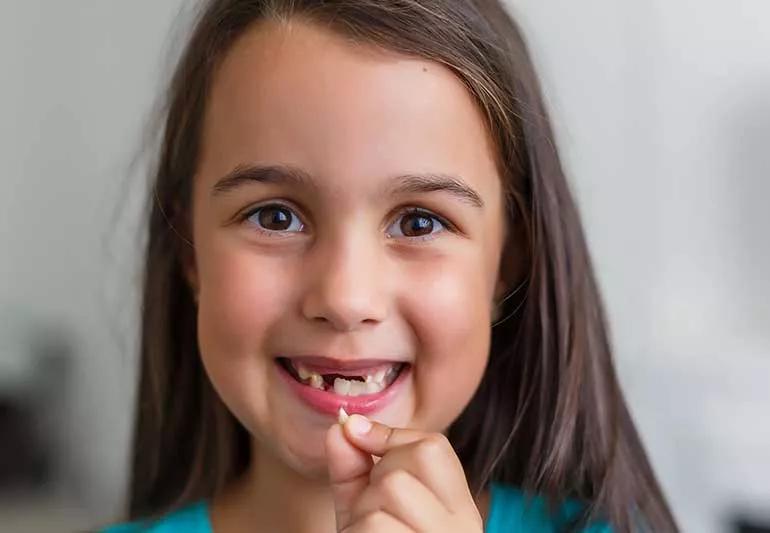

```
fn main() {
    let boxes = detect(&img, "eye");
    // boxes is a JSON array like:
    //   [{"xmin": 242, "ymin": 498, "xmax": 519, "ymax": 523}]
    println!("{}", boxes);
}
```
[
  {"xmin": 244, "ymin": 204, "xmax": 304, "ymax": 234},
  {"xmin": 386, "ymin": 208, "xmax": 449, "ymax": 241}
]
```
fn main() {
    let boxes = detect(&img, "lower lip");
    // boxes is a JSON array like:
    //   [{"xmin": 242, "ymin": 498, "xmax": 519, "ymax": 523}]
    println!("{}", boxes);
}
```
[{"xmin": 275, "ymin": 360, "xmax": 410, "ymax": 417}]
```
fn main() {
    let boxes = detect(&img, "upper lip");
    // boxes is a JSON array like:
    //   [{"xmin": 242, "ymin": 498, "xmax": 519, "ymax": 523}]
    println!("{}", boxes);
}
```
[{"xmin": 278, "ymin": 355, "xmax": 408, "ymax": 371}]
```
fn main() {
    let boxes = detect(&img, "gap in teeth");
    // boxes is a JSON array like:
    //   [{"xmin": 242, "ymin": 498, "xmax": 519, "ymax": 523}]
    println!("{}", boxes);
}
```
[{"xmin": 292, "ymin": 361, "xmax": 401, "ymax": 396}]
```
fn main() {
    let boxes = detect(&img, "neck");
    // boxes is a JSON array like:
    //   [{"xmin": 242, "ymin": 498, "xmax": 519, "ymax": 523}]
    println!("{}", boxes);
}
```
[{"xmin": 211, "ymin": 438, "xmax": 337, "ymax": 533}]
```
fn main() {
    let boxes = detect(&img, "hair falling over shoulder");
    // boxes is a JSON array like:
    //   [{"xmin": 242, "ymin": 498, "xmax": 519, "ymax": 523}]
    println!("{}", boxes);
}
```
[{"xmin": 130, "ymin": 1, "xmax": 678, "ymax": 531}]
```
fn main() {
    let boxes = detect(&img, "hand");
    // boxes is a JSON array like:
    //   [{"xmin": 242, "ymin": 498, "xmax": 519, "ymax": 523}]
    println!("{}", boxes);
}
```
[{"xmin": 325, "ymin": 413, "xmax": 484, "ymax": 533}]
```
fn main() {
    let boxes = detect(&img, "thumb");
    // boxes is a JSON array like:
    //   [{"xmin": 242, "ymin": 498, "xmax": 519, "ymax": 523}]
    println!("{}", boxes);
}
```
[
  {"xmin": 341, "ymin": 413, "xmax": 425, "ymax": 456},
  {"xmin": 325, "ymin": 421, "xmax": 373, "ymax": 531}
]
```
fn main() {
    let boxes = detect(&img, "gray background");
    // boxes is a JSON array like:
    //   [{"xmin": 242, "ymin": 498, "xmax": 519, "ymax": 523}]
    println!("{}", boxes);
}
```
[{"xmin": 0, "ymin": 1, "xmax": 767, "ymax": 531}]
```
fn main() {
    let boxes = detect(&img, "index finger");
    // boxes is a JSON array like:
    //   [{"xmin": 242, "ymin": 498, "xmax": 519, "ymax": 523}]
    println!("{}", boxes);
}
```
[
  {"xmin": 325, "ymin": 422, "xmax": 374, "ymax": 531},
  {"xmin": 340, "ymin": 414, "xmax": 472, "ymax": 510}
]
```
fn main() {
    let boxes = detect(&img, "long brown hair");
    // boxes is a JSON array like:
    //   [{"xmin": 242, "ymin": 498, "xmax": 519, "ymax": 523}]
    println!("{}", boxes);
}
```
[{"xmin": 130, "ymin": 1, "xmax": 678, "ymax": 531}]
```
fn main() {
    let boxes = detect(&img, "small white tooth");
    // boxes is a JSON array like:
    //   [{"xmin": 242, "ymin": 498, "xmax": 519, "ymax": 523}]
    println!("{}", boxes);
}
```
[
  {"xmin": 374, "ymin": 369, "xmax": 386, "ymax": 383},
  {"xmin": 334, "ymin": 377, "xmax": 351, "ymax": 395},
  {"xmin": 309, "ymin": 374, "xmax": 324, "ymax": 390},
  {"xmin": 297, "ymin": 364, "xmax": 312, "ymax": 380},
  {"xmin": 348, "ymin": 380, "xmax": 367, "ymax": 397},
  {"xmin": 365, "ymin": 381, "xmax": 383, "ymax": 394},
  {"xmin": 338, "ymin": 407, "xmax": 349, "ymax": 424},
  {"xmin": 365, "ymin": 374, "xmax": 373, "ymax": 383}
]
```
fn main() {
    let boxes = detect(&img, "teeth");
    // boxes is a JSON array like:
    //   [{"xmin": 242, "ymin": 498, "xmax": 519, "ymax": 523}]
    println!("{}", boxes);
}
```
[
  {"xmin": 308, "ymin": 374, "xmax": 324, "ymax": 390},
  {"xmin": 331, "ymin": 375, "xmax": 388, "ymax": 396},
  {"xmin": 291, "ymin": 360, "xmax": 405, "ymax": 396},
  {"xmin": 364, "ymin": 367, "xmax": 384, "ymax": 384},
  {"xmin": 333, "ymin": 377, "xmax": 351, "ymax": 395},
  {"xmin": 297, "ymin": 364, "xmax": 313, "ymax": 380},
  {"xmin": 293, "ymin": 362, "xmax": 325, "ymax": 389}
]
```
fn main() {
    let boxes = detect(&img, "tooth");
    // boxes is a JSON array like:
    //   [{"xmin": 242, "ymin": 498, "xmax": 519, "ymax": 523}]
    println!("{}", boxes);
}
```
[
  {"xmin": 297, "ymin": 364, "xmax": 312, "ymax": 380},
  {"xmin": 309, "ymin": 374, "xmax": 324, "ymax": 390},
  {"xmin": 334, "ymin": 377, "xmax": 351, "ymax": 395},
  {"xmin": 348, "ymin": 380, "xmax": 367, "ymax": 396},
  {"xmin": 338, "ymin": 407, "xmax": 349, "ymax": 424},
  {"xmin": 366, "ymin": 381, "xmax": 383, "ymax": 394},
  {"xmin": 365, "ymin": 374, "xmax": 373, "ymax": 383},
  {"xmin": 374, "ymin": 369, "xmax": 386, "ymax": 383}
]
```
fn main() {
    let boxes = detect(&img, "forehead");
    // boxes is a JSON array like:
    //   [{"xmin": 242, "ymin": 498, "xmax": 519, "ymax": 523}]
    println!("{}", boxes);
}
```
[{"xmin": 198, "ymin": 19, "xmax": 500, "ymax": 204}]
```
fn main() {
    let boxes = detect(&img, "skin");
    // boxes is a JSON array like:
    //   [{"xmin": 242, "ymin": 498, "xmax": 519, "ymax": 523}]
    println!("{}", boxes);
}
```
[{"xmin": 185, "ymin": 18, "xmax": 508, "ymax": 532}]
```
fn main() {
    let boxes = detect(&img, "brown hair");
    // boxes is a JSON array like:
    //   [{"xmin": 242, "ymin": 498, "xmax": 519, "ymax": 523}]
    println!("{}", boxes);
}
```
[{"xmin": 131, "ymin": 1, "xmax": 678, "ymax": 531}]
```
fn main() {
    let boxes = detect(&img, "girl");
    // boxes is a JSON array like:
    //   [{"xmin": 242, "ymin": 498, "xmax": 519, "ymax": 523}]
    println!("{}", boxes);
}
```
[{"xmin": 103, "ymin": 0, "xmax": 678, "ymax": 531}]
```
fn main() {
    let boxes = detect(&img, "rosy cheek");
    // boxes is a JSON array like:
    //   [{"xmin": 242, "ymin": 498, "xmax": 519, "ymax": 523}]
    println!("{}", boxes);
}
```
[
  {"xmin": 197, "ymin": 246, "xmax": 290, "ymax": 355},
  {"xmin": 403, "ymin": 260, "xmax": 491, "ymax": 400}
]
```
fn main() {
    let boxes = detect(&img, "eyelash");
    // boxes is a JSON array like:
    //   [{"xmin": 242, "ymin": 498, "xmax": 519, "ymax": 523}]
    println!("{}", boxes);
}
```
[{"xmin": 238, "ymin": 202, "xmax": 456, "ymax": 243}]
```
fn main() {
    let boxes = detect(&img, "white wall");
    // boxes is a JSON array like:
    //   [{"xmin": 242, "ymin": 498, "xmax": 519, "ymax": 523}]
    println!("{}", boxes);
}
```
[
  {"xmin": 0, "ymin": 0, "xmax": 187, "ymax": 522},
  {"xmin": 510, "ymin": 1, "xmax": 770, "ymax": 532},
  {"xmin": 0, "ymin": 1, "xmax": 767, "ymax": 531}
]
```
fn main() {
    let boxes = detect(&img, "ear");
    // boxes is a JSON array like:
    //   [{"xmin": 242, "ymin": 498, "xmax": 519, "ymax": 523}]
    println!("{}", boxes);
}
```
[
  {"xmin": 170, "ymin": 199, "xmax": 199, "ymax": 301},
  {"xmin": 491, "ymin": 278, "xmax": 506, "ymax": 323},
  {"xmin": 493, "ymin": 278, "xmax": 508, "ymax": 302},
  {"xmin": 181, "ymin": 245, "xmax": 200, "ymax": 302},
  {"xmin": 175, "ymin": 213, "xmax": 199, "ymax": 301},
  {"xmin": 493, "ymin": 217, "xmax": 529, "ymax": 305}
]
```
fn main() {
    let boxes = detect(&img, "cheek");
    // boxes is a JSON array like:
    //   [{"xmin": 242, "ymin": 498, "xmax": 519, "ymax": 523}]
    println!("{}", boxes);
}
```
[
  {"xmin": 402, "ymin": 257, "xmax": 493, "ymax": 429},
  {"xmin": 194, "ymin": 242, "xmax": 292, "ymax": 417},
  {"xmin": 193, "ymin": 236, "xmax": 314, "ymax": 439},
  {"xmin": 196, "ymin": 244, "xmax": 289, "ymax": 354}
]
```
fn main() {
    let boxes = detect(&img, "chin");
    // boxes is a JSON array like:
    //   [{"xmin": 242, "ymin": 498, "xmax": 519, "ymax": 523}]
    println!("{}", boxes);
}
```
[{"xmin": 264, "ymin": 423, "xmax": 336, "ymax": 481}]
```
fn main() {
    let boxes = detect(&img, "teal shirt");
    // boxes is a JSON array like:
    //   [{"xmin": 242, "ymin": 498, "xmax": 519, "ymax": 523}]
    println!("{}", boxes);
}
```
[{"xmin": 102, "ymin": 483, "xmax": 611, "ymax": 532}]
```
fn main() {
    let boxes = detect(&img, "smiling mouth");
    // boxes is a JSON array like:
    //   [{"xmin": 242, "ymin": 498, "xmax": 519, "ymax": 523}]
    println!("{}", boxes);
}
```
[{"xmin": 276, "ymin": 357, "xmax": 408, "ymax": 397}]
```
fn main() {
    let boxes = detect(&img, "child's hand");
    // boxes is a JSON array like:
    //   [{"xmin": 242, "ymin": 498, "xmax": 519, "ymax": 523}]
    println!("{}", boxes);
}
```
[{"xmin": 325, "ymin": 413, "xmax": 484, "ymax": 532}]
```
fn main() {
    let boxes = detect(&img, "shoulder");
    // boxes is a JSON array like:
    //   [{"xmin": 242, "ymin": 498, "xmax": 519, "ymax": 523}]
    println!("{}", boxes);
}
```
[
  {"xmin": 486, "ymin": 483, "xmax": 612, "ymax": 533},
  {"xmin": 99, "ymin": 501, "xmax": 211, "ymax": 533}
]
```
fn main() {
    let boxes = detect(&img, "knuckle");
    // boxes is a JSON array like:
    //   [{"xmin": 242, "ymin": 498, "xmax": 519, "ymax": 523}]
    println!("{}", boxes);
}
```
[
  {"xmin": 361, "ymin": 510, "xmax": 388, "ymax": 528},
  {"xmin": 379, "ymin": 469, "xmax": 411, "ymax": 494},
  {"xmin": 384, "ymin": 426, "xmax": 398, "ymax": 448},
  {"xmin": 418, "ymin": 433, "xmax": 448, "ymax": 459}
]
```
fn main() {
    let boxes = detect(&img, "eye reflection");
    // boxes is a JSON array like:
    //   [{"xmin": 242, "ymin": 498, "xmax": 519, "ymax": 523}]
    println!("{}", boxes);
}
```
[
  {"xmin": 246, "ymin": 205, "xmax": 304, "ymax": 233},
  {"xmin": 387, "ymin": 209, "xmax": 447, "ymax": 239},
  {"xmin": 243, "ymin": 204, "xmax": 449, "ymax": 240}
]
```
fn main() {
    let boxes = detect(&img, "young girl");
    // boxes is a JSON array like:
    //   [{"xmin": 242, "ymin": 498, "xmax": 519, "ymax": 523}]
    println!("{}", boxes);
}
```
[{"xmin": 103, "ymin": 0, "xmax": 677, "ymax": 531}]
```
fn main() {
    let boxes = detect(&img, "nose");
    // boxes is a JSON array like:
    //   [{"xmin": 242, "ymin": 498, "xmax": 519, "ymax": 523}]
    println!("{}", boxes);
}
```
[{"xmin": 300, "ymin": 230, "xmax": 388, "ymax": 332}]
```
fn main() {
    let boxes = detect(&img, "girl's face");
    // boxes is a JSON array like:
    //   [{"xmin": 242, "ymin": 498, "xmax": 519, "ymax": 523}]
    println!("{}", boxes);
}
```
[{"xmin": 188, "ymin": 20, "xmax": 507, "ymax": 478}]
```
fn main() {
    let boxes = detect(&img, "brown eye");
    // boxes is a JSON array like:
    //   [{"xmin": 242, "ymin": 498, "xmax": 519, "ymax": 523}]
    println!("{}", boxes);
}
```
[
  {"xmin": 246, "ymin": 204, "xmax": 304, "ymax": 233},
  {"xmin": 387, "ymin": 209, "xmax": 448, "ymax": 241},
  {"xmin": 400, "ymin": 213, "xmax": 434, "ymax": 236}
]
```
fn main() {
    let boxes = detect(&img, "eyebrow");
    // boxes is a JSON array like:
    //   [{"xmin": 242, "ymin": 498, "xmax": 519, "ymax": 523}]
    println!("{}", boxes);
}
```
[
  {"xmin": 212, "ymin": 164, "xmax": 315, "ymax": 195},
  {"xmin": 212, "ymin": 163, "xmax": 484, "ymax": 208},
  {"xmin": 389, "ymin": 172, "xmax": 484, "ymax": 208}
]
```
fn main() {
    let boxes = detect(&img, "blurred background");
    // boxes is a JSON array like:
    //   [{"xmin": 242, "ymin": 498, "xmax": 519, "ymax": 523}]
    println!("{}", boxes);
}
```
[{"xmin": 0, "ymin": 1, "xmax": 767, "ymax": 531}]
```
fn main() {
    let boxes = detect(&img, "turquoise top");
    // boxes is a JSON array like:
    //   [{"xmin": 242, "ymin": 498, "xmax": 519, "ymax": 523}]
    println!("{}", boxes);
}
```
[{"xmin": 102, "ymin": 482, "xmax": 611, "ymax": 532}]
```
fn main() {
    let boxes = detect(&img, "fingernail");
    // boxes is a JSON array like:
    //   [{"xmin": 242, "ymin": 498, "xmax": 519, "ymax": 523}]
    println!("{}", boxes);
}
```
[{"xmin": 346, "ymin": 414, "xmax": 372, "ymax": 436}]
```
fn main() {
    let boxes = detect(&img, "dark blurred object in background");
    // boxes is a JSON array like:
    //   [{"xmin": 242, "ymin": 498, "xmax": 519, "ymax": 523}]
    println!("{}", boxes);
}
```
[
  {"xmin": 0, "ymin": 396, "xmax": 48, "ymax": 490},
  {"xmin": 0, "ymin": 313, "xmax": 73, "ymax": 497},
  {"xmin": 734, "ymin": 519, "xmax": 770, "ymax": 533}
]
